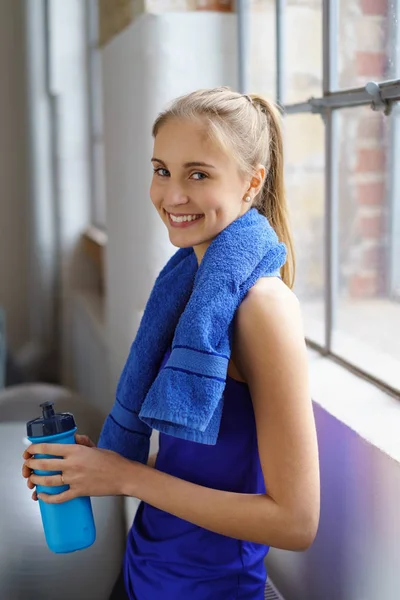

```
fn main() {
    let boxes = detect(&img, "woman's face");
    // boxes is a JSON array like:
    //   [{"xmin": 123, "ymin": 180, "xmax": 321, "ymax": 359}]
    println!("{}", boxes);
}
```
[{"xmin": 150, "ymin": 118, "xmax": 253, "ymax": 262}]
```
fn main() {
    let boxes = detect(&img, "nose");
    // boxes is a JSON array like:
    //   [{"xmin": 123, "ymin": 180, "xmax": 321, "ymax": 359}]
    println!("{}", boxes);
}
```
[{"xmin": 163, "ymin": 182, "xmax": 189, "ymax": 208}]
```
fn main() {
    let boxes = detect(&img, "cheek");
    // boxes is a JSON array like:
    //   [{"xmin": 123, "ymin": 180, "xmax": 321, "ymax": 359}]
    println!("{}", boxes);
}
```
[{"xmin": 149, "ymin": 181, "xmax": 160, "ymax": 208}]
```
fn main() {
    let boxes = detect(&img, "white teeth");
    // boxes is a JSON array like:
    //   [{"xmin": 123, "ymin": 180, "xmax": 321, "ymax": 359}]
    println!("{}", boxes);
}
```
[{"xmin": 169, "ymin": 213, "xmax": 201, "ymax": 223}]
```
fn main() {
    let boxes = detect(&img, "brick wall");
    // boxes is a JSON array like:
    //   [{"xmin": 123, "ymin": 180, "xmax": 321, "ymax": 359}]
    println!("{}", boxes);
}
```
[
  {"xmin": 339, "ymin": 0, "xmax": 389, "ymax": 298},
  {"xmin": 277, "ymin": 0, "xmax": 391, "ymax": 301}
]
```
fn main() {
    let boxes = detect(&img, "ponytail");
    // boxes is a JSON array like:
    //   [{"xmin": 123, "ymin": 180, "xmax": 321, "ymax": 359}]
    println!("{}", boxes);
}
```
[{"xmin": 249, "ymin": 95, "xmax": 295, "ymax": 289}]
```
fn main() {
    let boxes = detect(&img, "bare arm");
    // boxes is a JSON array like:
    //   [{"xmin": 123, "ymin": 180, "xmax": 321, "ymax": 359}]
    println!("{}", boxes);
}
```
[{"xmin": 122, "ymin": 280, "xmax": 320, "ymax": 550}]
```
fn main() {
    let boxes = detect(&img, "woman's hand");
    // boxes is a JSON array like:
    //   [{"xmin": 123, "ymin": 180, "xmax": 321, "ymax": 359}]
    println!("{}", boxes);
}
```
[
  {"xmin": 74, "ymin": 433, "xmax": 97, "ymax": 449},
  {"xmin": 22, "ymin": 436, "xmax": 133, "ymax": 504}
]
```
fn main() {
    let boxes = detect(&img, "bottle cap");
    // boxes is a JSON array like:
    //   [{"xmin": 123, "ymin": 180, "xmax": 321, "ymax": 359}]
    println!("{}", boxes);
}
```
[{"xmin": 26, "ymin": 401, "xmax": 76, "ymax": 438}]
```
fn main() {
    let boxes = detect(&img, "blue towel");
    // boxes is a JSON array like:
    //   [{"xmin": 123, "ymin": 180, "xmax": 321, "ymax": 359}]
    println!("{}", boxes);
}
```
[{"xmin": 98, "ymin": 208, "xmax": 287, "ymax": 462}]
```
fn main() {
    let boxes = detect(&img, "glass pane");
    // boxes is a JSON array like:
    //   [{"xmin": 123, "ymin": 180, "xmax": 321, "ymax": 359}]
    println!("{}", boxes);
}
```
[
  {"xmin": 336, "ymin": 0, "xmax": 399, "ymax": 90},
  {"xmin": 333, "ymin": 106, "xmax": 400, "ymax": 392},
  {"xmin": 249, "ymin": 0, "xmax": 276, "ymax": 99},
  {"xmin": 285, "ymin": 113, "xmax": 326, "ymax": 345},
  {"xmin": 284, "ymin": 0, "xmax": 323, "ymax": 104}
]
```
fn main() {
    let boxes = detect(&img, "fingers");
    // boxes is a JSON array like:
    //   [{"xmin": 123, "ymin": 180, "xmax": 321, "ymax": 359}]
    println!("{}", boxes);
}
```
[
  {"xmin": 37, "ymin": 490, "xmax": 73, "ymax": 504},
  {"xmin": 25, "ymin": 443, "xmax": 73, "ymax": 458},
  {"xmin": 24, "ymin": 458, "xmax": 64, "ymax": 472},
  {"xmin": 27, "ymin": 477, "xmax": 35, "ymax": 490},
  {"xmin": 30, "ymin": 473, "xmax": 65, "ymax": 488},
  {"xmin": 22, "ymin": 463, "xmax": 32, "ymax": 479},
  {"xmin": 32, "ymin": 490, "xmax": 38, "ymax": 501}
]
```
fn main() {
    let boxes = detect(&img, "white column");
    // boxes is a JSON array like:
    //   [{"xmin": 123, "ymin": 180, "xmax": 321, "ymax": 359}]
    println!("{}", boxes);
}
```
[{"xmin": 102, "ymin": 11, "xmax": 238, "ymax": 392}]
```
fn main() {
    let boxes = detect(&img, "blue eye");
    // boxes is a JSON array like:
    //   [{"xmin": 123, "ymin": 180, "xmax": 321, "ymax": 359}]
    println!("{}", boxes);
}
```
[
  {"xmin": 154, "ymin": 168, "xmax": 169, "ymax": 177},
  {"xmin": 191, "ymin": 172, "xmax": 207, "ymax": 180}
]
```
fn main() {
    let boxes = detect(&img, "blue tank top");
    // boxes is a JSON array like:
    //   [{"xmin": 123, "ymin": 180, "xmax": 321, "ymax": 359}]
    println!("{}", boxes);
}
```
[{"xmin": 123, "ymin": 347, "xmax": 269, "ymax": 599}]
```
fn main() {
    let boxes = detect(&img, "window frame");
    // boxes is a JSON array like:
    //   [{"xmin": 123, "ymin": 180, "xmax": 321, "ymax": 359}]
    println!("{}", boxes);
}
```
[
  {"xmin": 237, "ymin": 0, "xmax": 400, "ymax": 397},
  {"xmin": 86, "ymin": 0, "xmax": 106, "ymax": 229},
  {"xmin": 390, "ymin": 0, "xmax": 400, "ymax": 300}
]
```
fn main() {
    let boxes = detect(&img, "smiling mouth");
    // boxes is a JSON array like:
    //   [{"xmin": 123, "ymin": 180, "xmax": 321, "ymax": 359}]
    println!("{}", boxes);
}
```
[
  {"xmin": 165, "ymin": 211, "xmax": 204, "ymax": 227},
  {"xmin": 167, "ymin": 212, "xmax": 204, "ymax": 223}
]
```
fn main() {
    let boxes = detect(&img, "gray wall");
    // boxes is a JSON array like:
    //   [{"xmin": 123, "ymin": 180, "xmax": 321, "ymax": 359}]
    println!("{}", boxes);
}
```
[{"xmin": 0, "ymin": 0, "xmax": 29, "ymax": 353}]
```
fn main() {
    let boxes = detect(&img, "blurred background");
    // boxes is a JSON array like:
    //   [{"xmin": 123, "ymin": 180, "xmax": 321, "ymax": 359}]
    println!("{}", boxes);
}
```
[{"xmin": 0, "ymin": 1, "xmax": 399, "ymax": 599}]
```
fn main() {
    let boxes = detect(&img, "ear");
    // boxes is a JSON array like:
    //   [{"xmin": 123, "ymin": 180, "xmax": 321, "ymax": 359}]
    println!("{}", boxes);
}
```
[{"xmin": 246, "ymin": 164, "xmax": 265, "ymax": 197}]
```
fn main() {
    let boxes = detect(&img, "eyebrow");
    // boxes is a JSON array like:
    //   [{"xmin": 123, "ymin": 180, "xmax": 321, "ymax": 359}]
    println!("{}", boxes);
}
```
[{"xmin": 151, "ymin": 158, "xmax": 216, "ymax": 169}]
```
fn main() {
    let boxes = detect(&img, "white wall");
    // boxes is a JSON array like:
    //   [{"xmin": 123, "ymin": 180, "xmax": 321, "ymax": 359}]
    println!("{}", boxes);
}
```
[
  {"xmin": 0, "ymin": 0, "xmax": 29, "ymax": 353},
  {"xmin": 102, "ymin": 11, "xmax": 237, "ymax": 393}
]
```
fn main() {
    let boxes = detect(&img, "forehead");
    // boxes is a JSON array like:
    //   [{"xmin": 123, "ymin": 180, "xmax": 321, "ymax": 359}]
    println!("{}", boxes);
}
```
[{"xmin": 153, "ymin": 118, "xmax": 231, "ymax": 167}]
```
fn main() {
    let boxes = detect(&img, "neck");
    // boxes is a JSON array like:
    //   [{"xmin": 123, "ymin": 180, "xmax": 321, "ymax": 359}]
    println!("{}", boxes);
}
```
[{"xmin": 193, "ymin": 241, "xmax": 210, "ymax": 266}]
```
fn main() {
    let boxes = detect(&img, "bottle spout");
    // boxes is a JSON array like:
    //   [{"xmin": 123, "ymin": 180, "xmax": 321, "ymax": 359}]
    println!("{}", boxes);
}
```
[{"xmin": 40, "ymin": 401, "xmax": 56, "ymax": 419}]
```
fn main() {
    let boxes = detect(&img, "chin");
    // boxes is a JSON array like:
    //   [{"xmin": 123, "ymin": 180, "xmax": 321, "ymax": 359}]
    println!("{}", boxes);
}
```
[
  {"xmin": 167, "ymin": 231, "xmax": 194, "ymax": 248},
  {"xmin": 170, "ymin": 239, "xmax": 193, "ymax": 249},
  {"xmin": 168, "ymin": 231, "xmax": 211, "ymax": 250}
]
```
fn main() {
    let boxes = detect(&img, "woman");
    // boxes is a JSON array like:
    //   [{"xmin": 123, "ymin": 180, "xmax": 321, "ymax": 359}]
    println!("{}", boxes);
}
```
[{"xmin": 23, "ymin": 87, "xmax": 320, "ymax": 600}]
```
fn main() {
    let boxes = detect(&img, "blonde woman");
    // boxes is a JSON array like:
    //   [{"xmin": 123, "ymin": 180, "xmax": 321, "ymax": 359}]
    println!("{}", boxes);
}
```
[{"xmin": 24, "ymin": 87, "xmax": 320, "ymax": 600}]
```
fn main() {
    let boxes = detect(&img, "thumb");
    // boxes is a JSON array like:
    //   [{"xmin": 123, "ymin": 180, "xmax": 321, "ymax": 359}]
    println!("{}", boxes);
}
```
[{"xmin": 75, "ymin": 434, "xmax": 96, "ymax": 448}]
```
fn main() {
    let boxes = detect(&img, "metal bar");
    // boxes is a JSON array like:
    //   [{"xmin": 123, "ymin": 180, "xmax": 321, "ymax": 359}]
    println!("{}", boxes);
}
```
[
  {"xmin": 322, "ymin": 0, "xmax": 335, "ymax": 352},
  {"xmin": 284, "ymin": 101, "xmax": 318, "ymax": 114},
  {"xmin": 236, "ymin": 0, "xmax": 250, "ymax": 93},
  {"xmin": 276, "ymin": 0, "xmax": 285, "ymax": 106},
  {"xmin": 283, "ymin": 80, "xmax": 400, "ymax": 115},
  {"xmin": 389, "ymin": 0, "xmax": 400, "ymax": 299},
  {"xmin": 329, "ymin": 0, "xmax": 339, "ymax": 91},
  {"xmin": 388, "ymin": 107, "xmax": 400, "ymax": 299},
  {"xmin": 306, "ymin": 339, "xmax": 400, "ymax": 399},
  {"xmin": 323, "ymin": 108, "xmax": 334, "ymax": 353},
  {"xmin": 331, "ymin": 109, "xmax": 339, "ymax": 340},
  {"xmin": 322, "ymin": 0, "xmax": 331, "ymax": 93}
]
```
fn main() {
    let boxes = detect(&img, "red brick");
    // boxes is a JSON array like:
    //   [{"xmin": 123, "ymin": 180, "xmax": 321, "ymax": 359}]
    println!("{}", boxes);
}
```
[
  {"xmin": 361, "ymin": 0, "xmax": 388, "ymax": 15},
  {"xmin": 356, "ymin": 52, "xmax": 386, "ymax": 77},
  {"xmin": 357, "ymin": 115, "xmax": 384, "ymax": 141},
  {"xmin": 356, "ymin": 148, "xmax": 386, "ymax": 173},
  {"xmin": 195, "ymin": 0, "xmax": 234, "ymax": 10},
  {"xmin": 349, "ymin": 274, "xmax": 379, "ymax": 298},
  {"xmin": 357, "ymin": 182, "xmax": 386, "ymax": 206},
  {"xmin": 359, "ymin": 213, "xmax": 384, "ymax": 238},
  {"xmin": 362, "ymin": 246, "xmax": 384, "ymax": 270}
]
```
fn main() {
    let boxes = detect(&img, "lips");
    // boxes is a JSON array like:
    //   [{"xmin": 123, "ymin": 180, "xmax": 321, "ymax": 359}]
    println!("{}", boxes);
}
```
[{"xmin": 166, "ymin": 211, "xmax": 204, "ymax": 228}]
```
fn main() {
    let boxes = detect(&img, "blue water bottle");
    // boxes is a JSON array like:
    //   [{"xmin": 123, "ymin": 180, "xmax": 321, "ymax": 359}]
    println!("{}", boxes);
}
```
[{"xmin": 26, "ymin": 401, "xmax": 96, "ymax": 553}]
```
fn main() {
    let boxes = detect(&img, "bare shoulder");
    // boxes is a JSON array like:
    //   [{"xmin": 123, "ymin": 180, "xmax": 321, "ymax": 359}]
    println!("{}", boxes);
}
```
[
  {"xmin": 251, "ymin": 276, "xmax": 298, "ymax": 301},
  {"xmin": 238, "ymin": 276, "xmax": 302, "ymax": 329},
  {"xmin": 233, "ymin": 277, "xmax": 306, "ymax": 383}
]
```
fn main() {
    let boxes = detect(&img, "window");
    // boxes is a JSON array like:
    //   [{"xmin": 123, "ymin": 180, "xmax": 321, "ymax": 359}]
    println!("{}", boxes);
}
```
[
  {"xmin": 86, "ymin": 0, "xmax": 107, "ymax": 228},
  {"xmin": 242, "ymin": 0, "xmax": 400, "ymax": 395}
]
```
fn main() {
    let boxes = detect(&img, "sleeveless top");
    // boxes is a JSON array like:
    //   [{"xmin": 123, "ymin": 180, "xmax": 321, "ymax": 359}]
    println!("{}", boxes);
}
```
[{"xmin": 123, "ymin": 347, "xmax": 269, "ymax": 600}]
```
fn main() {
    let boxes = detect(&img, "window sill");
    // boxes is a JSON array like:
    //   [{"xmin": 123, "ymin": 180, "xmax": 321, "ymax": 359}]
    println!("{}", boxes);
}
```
[
  {"xmin": 302, "ymin": 298, "xmax": 400, "ymax": 394},
  {"xmin": 308, "ymin": 347, "xmax": 400, "ymax": 463}
]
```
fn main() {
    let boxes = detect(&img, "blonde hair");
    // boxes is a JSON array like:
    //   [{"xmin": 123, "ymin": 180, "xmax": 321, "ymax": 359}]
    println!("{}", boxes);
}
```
[{"xmin": 152, "ymin": 87, "xmax": 295, "ymax": 288}]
